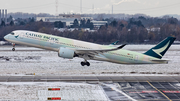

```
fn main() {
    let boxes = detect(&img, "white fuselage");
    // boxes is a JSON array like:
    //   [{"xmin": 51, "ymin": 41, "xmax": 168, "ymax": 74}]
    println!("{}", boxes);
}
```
[{"xmin": 4, "ymin": 30, "xmax": 167, "ymax": 64}]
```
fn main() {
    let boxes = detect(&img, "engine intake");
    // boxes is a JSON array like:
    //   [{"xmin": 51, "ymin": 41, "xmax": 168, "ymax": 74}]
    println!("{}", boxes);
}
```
[{"xmin": 58, "ymin": 47, "xmax": 75, "ymax": 59}]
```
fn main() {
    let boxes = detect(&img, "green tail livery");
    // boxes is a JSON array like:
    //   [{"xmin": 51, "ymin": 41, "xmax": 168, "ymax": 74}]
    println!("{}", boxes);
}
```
[{"xmin": 144, "ymin": 37, "xmax": 176, "ymax": 59}]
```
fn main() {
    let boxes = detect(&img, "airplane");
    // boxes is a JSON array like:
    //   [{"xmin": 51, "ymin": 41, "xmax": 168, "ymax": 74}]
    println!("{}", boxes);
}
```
[{"xmin": 4, "ymin": 30, "xmax": 176, "ymax": 66}]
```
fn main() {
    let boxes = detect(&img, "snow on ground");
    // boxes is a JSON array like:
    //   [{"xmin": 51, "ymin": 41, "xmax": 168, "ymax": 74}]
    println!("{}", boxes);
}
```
[
  {"xmin": 0, "ymin": 45, "xmax": 179, "ymax": 76},
  {"xmin": 0, "ymin": 45, "xmax": 179, "ymax": 100},
  {"xmin": 0, "ymin": 82, "xmax": 108, "ymax": 100}
]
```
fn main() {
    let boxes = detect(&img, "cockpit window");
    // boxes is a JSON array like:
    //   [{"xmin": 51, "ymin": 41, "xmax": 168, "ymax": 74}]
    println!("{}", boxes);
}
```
[{"xmin": 10, "ymin": 32, "xmax": 14, "ymax": 35}]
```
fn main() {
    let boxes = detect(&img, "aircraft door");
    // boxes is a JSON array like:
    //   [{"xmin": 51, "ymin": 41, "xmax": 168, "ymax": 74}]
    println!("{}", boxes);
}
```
[
  {"xmin": 19, "ymin": 32, "xmax": 24, "ymax": 39},
  {"xmin": 134, "ymin": 55, "xmax": 139, "ymax": 62}
]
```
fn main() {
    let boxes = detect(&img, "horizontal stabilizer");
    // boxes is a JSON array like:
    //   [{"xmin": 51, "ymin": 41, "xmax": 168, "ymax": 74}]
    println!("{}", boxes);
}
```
[{"xmin": 151, "ymin": 59, "xmax": 169, "ymax": 64}]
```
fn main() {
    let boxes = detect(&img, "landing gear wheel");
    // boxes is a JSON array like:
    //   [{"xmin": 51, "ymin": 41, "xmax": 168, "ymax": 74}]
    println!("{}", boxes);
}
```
[
  {"xmin": 81, "ymin": 62, "xmax": 85, "ymax": 66},
  {"xmin": 12, "ymin": 43, "xmax": 15, "ymax": 51},
  {"xmin": 80, "ymin": 61, "xmax": 90, "ymax": 66},
  {"xmin": 87, "ymin": 62, "xmax": 90, "ymax": 66},
  {"xmin": 12, "ymin": 48, "xmax": 15, "ymax": 51}
]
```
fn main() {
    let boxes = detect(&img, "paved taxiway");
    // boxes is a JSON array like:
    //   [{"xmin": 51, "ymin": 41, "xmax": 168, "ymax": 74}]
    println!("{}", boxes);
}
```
[
  {"xmin": 1, "ymin": 76, "xmax": 180, "ymax": 100},
  {"xmin": 0, "ymin": 76, "xmax": 180, "ymax": 82}
]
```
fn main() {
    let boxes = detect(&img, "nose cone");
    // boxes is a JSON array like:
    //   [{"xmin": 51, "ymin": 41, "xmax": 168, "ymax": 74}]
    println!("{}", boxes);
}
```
[{"xmin": 4, "ymin": 35, "xmax": 8, "ymax": 40}]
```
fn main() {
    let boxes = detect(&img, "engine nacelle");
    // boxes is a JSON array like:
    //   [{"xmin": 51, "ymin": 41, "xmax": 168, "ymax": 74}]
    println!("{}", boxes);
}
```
[{"xmin": 58, "ymin": 47, "xmax": 75, "ymax": 59}]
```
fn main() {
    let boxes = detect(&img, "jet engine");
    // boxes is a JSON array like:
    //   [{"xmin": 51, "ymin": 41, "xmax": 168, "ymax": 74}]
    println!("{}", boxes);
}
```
[{"xmin": 58, "ymin": 47, "xmax": 75, "ymax": 59}]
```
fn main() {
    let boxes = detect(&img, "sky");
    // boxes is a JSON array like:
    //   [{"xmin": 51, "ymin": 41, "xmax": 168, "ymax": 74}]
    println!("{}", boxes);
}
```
[{"xmin": 1, "ymin": 0, "xmax": 180, "ymax": 17}]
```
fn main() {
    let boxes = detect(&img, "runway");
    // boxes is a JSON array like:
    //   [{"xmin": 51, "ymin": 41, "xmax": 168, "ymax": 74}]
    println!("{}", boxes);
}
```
[{"xmin": 0, "ymin": 75, "xmax": 180, "ymax": 82}]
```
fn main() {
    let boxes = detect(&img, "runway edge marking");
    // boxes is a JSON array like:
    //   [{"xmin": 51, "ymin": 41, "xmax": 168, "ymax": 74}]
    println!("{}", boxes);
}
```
[{"xmin": 146, "ymin": 81, "xmax": 172, "ymax": 101}]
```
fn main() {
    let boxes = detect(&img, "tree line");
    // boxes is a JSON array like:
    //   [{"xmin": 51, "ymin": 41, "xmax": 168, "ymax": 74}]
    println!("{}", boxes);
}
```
[{"xmin": 0, "ymin": 16, "xmax": 180, "ymax": 44}]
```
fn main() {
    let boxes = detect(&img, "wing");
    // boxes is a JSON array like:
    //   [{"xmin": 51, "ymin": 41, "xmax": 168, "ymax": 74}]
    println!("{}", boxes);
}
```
[{"xmin": 72, "ymin": 44, "xmax": 126, "ymax": 56}]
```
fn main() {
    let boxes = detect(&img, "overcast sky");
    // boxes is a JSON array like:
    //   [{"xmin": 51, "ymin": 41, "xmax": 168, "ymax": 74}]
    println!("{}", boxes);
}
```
[{"xmin": 1, "ymin": 0, "xmax": 180, "ymax": 17}]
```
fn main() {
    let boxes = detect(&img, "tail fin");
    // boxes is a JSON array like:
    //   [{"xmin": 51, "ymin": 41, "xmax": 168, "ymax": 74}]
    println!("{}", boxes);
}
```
[{"xmin": 144, "ymin": 37, "xmax": 176, "ymax": 59}]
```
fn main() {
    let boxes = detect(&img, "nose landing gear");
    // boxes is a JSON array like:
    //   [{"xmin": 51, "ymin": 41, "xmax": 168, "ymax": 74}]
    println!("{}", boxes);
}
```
[{"xmin": 12, "ymin": 43, "xmax": 15, "ymax": 51}]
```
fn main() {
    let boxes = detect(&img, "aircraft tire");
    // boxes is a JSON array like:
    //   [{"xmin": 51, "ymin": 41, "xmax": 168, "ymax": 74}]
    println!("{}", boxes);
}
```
[
  {"xmin": 87, "ymin": 62, "xmax": 90, "ymax": 66},
  {"xmin": 81, "ymin": 62, "xmax": 85, "ymax": 66},
  {"xmin": 12, "ymin": 48, "xmax": 15, "ymax": 51}
]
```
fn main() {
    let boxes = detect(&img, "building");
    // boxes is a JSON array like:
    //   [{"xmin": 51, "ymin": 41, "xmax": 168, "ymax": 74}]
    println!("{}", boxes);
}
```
[
  {"xmin": 36, "ymin": 16, "xmax": 76, "ymax": 26},
  {"xmin": 0, "ymin": 9, "xmax": 8, "ymax": 25},
  {"xmin": 81, "ymin": 17, "xmax": 93, "ymax": 21},
  {"xmin": 36, "ymin": 14, "xmax": 107, "ymax": 28},
  {"xmin": 91, "ymin": 21, "xmax": 107, "ymax": 28},
  {"xmin": 59, "ymin": 14, "xmax": 81, "ymax": 19},
  {"xmin": 146, "ymin": 27, "xmax": 160, "ymax": 33},
  {"xmin": 36, "ymin": 14, "xmax": 81, "ymax": 26}
]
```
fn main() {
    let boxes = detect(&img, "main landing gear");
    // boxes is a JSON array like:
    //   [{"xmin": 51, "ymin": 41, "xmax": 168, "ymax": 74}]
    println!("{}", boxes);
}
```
[
  {"xmin": 81, "ymin": 60, "xmax": 90, "ymax": 66},
  {"xmin": 12, "ymin": 43, "xmax": 15, "ymax": 51}
]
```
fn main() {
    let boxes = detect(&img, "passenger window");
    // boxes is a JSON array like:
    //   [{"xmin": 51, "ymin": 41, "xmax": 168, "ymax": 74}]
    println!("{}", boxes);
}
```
[{"xmin": 10, "ymin": 32, "xmax": 14, "ymax": 35}]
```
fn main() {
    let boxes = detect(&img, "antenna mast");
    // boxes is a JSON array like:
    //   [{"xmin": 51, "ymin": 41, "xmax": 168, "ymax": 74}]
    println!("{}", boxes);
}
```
[
  {"xmin": 56, "ymin": 0, "xmax": 58, "ymax": 16},
  {"xmin": 93, "ymin": 4, "xmax": 94, "ymax": 14},
  {"xmin": 112, "ymin": 5, "xmax": 113, "ymax": 14}
]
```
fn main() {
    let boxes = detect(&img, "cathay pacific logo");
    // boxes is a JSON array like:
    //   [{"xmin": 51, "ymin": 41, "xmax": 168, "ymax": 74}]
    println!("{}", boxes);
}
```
[
  {"xmin": 15, "ymin": 35, "xmax": 19, "ymax": 38},
  {"xmin": 152, "ymin": 41, "xmax": 170, "ymax": 57}
]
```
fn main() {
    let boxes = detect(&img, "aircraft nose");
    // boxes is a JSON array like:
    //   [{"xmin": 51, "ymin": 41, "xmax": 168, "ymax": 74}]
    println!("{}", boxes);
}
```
[{"xmin": 4, "ymin": 35, "xmax": 8, "ymax": 40}]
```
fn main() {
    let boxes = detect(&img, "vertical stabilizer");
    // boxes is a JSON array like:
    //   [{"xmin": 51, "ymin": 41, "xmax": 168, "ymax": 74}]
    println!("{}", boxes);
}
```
[{"xmin": 144, "ymin": 37, "xmax": 176, "ymax": 59}]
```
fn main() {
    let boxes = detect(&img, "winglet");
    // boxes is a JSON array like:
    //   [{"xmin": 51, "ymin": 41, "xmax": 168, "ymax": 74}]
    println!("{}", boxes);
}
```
[
  {"xmin": 110, "ymin": 40, "xmax": 119, "ymax": 45},
  {"xmin": 117, "ymin": 44, "xmax": 126, "ymax": 49}
]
